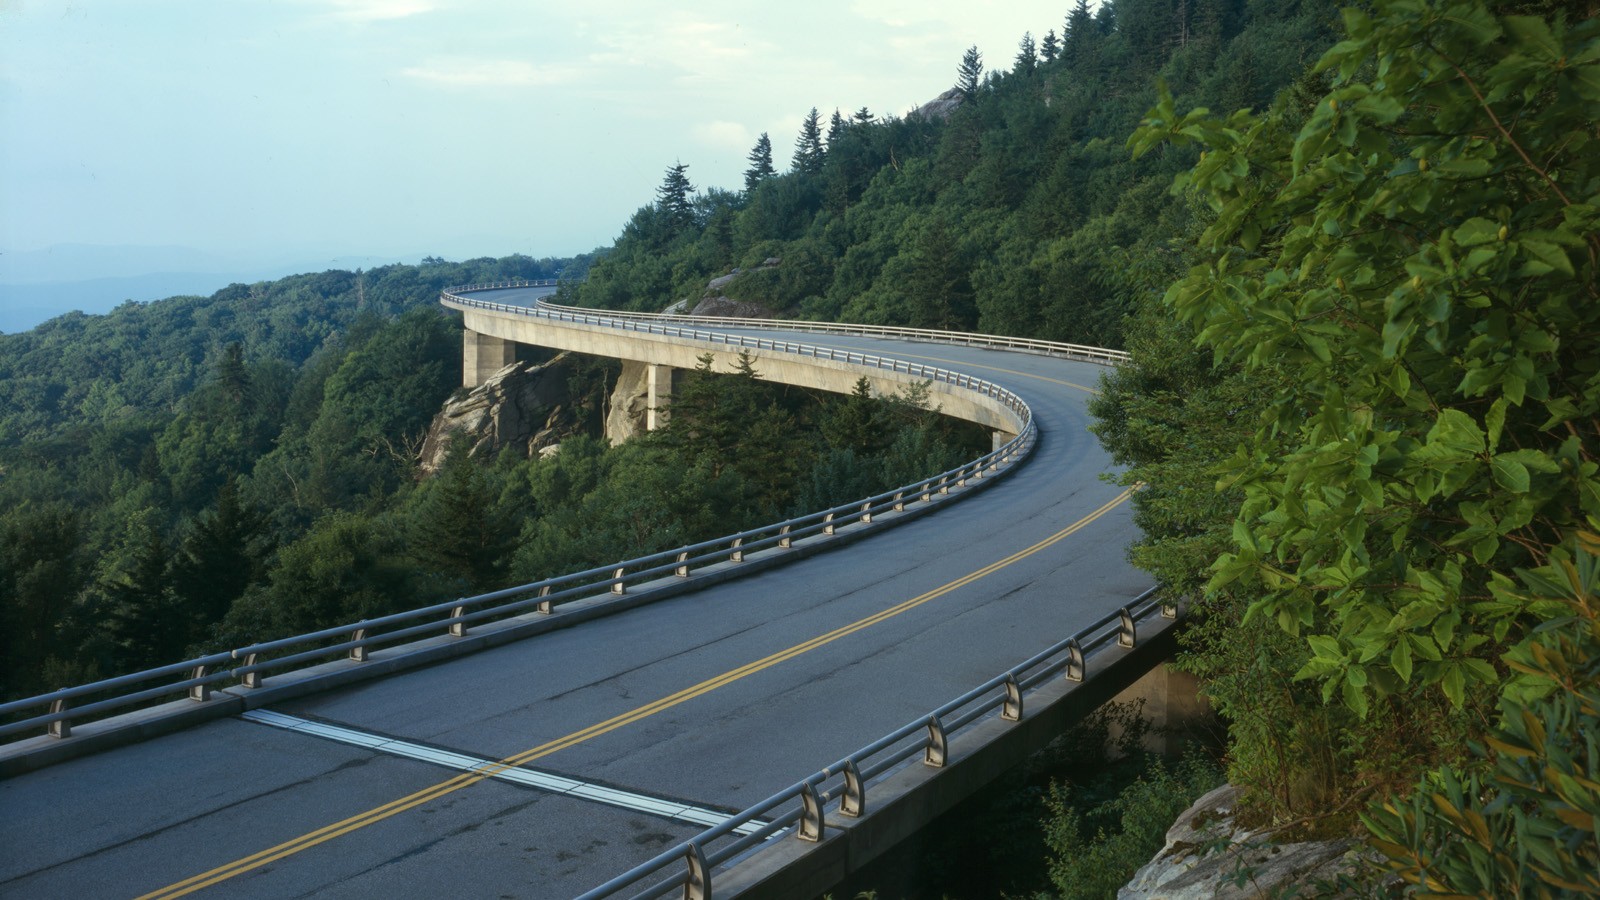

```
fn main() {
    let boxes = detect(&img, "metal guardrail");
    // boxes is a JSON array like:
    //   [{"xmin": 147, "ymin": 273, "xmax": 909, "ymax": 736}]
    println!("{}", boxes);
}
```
[
  {"xmin": 577, "ymin": 589, "xmax": 1174, "ymax": 900},
  {"xmin": 0, "ymin": 285, "xmax": 1089, "ymax": 745},
  {"xmin": 441, "ymin": 280, "xmax": 1130, "ymax": 366}
]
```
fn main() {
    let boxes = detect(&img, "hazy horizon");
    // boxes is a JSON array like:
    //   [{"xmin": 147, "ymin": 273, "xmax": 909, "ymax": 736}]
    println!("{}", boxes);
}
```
[{"xmin": 2, "ymin": 0, "xmax": 1073, "ymax": 276}]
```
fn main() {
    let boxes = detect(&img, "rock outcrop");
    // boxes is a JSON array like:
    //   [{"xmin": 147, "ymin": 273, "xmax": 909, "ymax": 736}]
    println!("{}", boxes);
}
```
[
  {"xmin": 911, "ymin": 87, "xmax": 966, "ymax": 121},
  {"xmin": 688, "ymin": 296, "xmax": 775, "ymax": 318},
  {"xmin": 686, "ymin": 258, "xmax": 782, "ymax": 318},
  {"xmin": 604, "ymin": 359, "xmax": 654, "ymax": 446},
  {"xmin": 1119, "ymin": 785, "xmax": 1383, "ymax": 899},
  {"xmin": 418, "ymin": 354, "xmax": 575, "ymax": 474}
]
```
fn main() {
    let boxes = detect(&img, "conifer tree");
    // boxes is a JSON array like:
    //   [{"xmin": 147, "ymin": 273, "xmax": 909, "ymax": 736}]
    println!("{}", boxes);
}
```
[
  {"xmin": 826, "ymin": 108, "xmax": 846, "ymax": 148},
  {"xmin": 1041, "ymin": 28, "xmax": 1060, "ymax": 62},
  {"xmin": 655, "ymin": 161, "xmax": 695, "ymax": 234},
  {"xmin": 1014, "ymin": 32, "xmax": 1038, "ymax": 75},
  {"xmin": 956, "ymin": 45, "xmax": 984, "ymax": 98},
  {"xmin": 852, "ymin": 106, "xmax": 873, "ymax": 126},
  {"xmin": 1065, "ymin": 0, "xmax": 1094, "ymax": 65},
  {"xmin": 792, "ymin": 108, "xmax": 825, "ymax": 175},
  {"xmin": 742, "ymin": 133, "xmax": 776, "ymax": 194}
]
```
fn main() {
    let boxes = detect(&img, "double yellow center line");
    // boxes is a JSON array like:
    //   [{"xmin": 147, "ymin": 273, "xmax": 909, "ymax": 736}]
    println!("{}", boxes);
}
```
[{"xmin": 139, "ymin": 489, "xmax": 1131, "ymax": 899}]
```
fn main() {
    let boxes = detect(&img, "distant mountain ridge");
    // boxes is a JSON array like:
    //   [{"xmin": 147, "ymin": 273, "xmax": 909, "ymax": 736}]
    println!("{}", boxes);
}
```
[{"xmin": 0, "ymin": 244, "xmax": 447, "ymax": 333}]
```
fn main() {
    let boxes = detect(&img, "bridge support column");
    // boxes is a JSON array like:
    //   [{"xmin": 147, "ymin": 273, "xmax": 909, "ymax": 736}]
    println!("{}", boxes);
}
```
[
  {"xmin": 463, "ymin": 329, "xmax": 517, "ymax": 388},
  {"xmin": 1111, "ymin": 662, "xmax": 1209, "ymax": 757},
  {"xmin": 646, "ymin": 364, "xmax": 675, "ymax": 431}
]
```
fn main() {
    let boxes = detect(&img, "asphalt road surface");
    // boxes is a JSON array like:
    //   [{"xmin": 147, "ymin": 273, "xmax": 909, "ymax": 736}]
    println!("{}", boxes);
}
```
[{"xmin": 0, "ymin": 307, "xmax": 1146, "ymax": 899}]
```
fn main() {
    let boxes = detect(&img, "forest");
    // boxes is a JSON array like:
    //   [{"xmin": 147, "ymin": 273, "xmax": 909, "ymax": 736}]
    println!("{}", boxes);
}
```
[{"xmin": 2, "ymin": 0, "xmax": 1596, "ymax": 892}]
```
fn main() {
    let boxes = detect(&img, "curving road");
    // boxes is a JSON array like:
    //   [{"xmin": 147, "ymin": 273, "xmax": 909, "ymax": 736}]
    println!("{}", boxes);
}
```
[{"xmin": 0, "ymin": 306, "xmax": 1145, "ymax": 898}]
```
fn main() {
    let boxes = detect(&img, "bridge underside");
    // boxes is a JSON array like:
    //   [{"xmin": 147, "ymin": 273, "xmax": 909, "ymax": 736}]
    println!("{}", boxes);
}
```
[{"xmin": 459, "ymin": 312, "xmax": 1020, "ymax": 440}]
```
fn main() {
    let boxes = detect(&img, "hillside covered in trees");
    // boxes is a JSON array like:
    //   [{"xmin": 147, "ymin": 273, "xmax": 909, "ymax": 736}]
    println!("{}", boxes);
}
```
[
  {"xmin": 3, "ymin": 0, "xmax": 1595, "ymax": 891},
  {"xmin": 566, "ymin": 0, "xmax": 1339, "ymax": 354},
  {"xmin": 571, "ymin": 0, "xmax": 1599, "ymax": 891},
  {"xmin": 0, "ymin": 250, "xmax": 984, "ymax": 703}
]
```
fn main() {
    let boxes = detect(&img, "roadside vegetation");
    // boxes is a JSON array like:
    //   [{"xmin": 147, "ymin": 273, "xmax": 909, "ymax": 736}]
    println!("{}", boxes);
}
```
[{"xmin": 4, "ymin": 0, "xmax": 1595, "ymax": 891}]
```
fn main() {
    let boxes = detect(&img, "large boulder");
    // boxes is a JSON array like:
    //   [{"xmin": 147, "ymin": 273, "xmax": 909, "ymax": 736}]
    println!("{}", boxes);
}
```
[
  {"xmin": 1119, "ymin": 784, "xmax": 1384, "ymax": 899},
  {"xmin": 418, "ymin": 354, "xmax": 574, "ymax": 474},
  {"xmin": 910, "ymin": 87, "xmax": 965, "ymax": 121}
]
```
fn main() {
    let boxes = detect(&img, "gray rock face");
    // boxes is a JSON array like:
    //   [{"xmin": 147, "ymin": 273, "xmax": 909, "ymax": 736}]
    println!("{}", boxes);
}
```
[
  {"xmin": 911, "ymin": 87, "xmax": 966, "ymax": 120},
  {"xmin": 688, "ymin": 296, "xmax": 775, "ymax": 318},
  {"xmin": 1119, "ymin": 784, "xmax": 1378, "ymax": 899},
  {"xmin": 418, "ymin": 354, "xmax": 573, "ymax": 474},
  {"xmin": 690, "ymin": 259, "xmax": 783, "ymax": 318},
  {"xmin": 605, "ymin": 359, "xmax": 652, "ymax": 446}
]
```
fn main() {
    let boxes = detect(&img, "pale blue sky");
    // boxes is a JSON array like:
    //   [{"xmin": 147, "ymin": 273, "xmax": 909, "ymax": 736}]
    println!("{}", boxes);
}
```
[{"xmin": 2, "ymin": 0, "xmax": 1070, "ymax": 270}]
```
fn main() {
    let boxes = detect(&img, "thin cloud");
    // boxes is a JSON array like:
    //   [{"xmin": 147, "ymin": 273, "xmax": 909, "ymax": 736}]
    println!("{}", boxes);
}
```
[
  {"xmin": 315, "ymin": 0, "xmax": 438, "ymax": 22},
  {"xmin": 402, "ymin": 59, "xmax": 576, "ymax": 87},
  {"xmin": 694, "ymin": 120, "xmax": 753, "ymax": 153}
]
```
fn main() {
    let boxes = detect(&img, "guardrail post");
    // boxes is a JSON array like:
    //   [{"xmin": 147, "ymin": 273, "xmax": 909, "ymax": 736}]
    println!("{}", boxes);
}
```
[
  {"xmin": 1118, "ymin": 608, "xmax": 1137, "ymax": 648},
  {"xmin": 685, "ymin": 842, "xmax": 710, "ymax": 900},
  {"xmin": 779, "ymin": 525, "xmax": 792, "ymax": 549},
  {"xmin": 799, "ymin": 780, "xmax": 825, "ymax": 842},
  {"xmin": 188, "ymin": 665, "xmax": 211, "ymax": 702},
  {"xmin": 921, "ymin": 481, "xmax": 933, "ymax": 503},
  {"xmin": 350, "ymin": 626, "xmax": 369, "ymax": 662},
  {"xmin": 675, "ymin": 551, "xmax": 691, "ymax": 577},
  {"xmin": 1066, "ymin": 639, "xmax": 1085, "ymax": 682},
  {"xmin": 536, "ymin": 585, "xmax": 554, "ymax": 614},
  {"xmin": 48, "ymin": 693, "xmax": 70, "ymax": 739},
  {"xmin": 240, "ymin": 653, "xmax": 262, "ymax": 688},
  {"xmin": 893, "ymin": 492, "xmax": 905, "ymax": 512},
  {"xmin": 1162, "ymin": 600, "xmax": 1179, "ymax": 619},
  {"xmin": 612, "ymin": 568, "xmax": 627, "ymax": 594},
  {"xmin": 823, "ymin": 512, "xmax": 836, "ymax": 535},
  {"xmin": 925, "ymin": 715, "xmax": 948, "ymax": 767},
  {"xmin": 938, "ymin": 476, "xmax": 950, "ymax": 495},
  {"xmin": 859, "ymin": 502, "xmax": 872, "ymax": 524},
  {"xmin": 841, "ymin": 759, "xmax": 865, "ymax": 818},
  {"xmin": 730, "ymin": 538, "xmax": 744, "ymax": 563},
  {"xmin": 1002, "ymin": 675, "xmax": 1023, "ymax": 721},
  {"xmin": 449, "ymin": 602, "xmax": 468, "ymax": 637}
]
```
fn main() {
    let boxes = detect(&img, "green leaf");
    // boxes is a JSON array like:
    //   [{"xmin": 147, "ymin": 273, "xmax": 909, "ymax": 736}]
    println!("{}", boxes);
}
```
[
  {"xmin": 1485, "ymin": 397, "xmax": 1508, "ymax": 447},
  {"xmin": 1342, "ymin": 677, "xmax": 1369, "ymax": 717},
  {"xmin": 1504, "ymin": 16, "xmax": 1561, "ymax": 60},
  {"xmin": 1392, "ymin": 638, "xmax": 1413, "ymax": 683},
  {"xmin": 1440, "ymin": 664, "xmax": 1466, "ymax": 708},
  {"xmin": 1519, "ymin": 240, "xmax": 1575, "ymax": 277},
  {"xmin": 1492, "ymin": 456, "xmax": 1531, "ymax": 493},
  {"xmin": 1453, "ymin": 217, "xmax": 1500, "ymax": 247},
  {"xmin": 1427, "ymin": 409, "xmax": 1486, "ymax": 454}
]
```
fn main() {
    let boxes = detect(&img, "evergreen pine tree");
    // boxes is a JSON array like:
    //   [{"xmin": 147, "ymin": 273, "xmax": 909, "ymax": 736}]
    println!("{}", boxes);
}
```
[
  {"xmin": 1065, "ymin": 0, "xmax": 1094, "ymax": 65},
  {"xmin": 852, "ymin": 106, "xmax": 874, "ymax": 126},
  {"xmin": 742, "ymin": 133, "xmax": 776, "ymax": 194},
  {"xmin": 1041, "ymin": 28, "xmax": 1060, "ymax": 62},
  {"xmin": 956, "ymin": 45, "xmax": 984, "ymax": 98},
  {"xmin": 655, "ymin": 161, "xmax": 695, "ymax": 234},
  {"xmin": 407, "ymin": 442, "xmax": 516, "ymax": 592},
  {"xmin": 792, "ymin": 108, "xmax": 825, "ymax": 175},
  {"xmin": 826, "ymin": 109, "xmax": 846, "ymax": 148},
  {"xmin": 1014, "ymin": 32, "xmax": 1038, "ymax": 75},
  {"xmin": 171, "ymin": 480, "xmax": 267, "ymax": 638}
]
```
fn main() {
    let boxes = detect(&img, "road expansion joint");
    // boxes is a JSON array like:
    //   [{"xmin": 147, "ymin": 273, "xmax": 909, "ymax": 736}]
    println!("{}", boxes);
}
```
[{"xmin": 239, "ymin": 710, "xmax": 765, "ymax": 835}]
